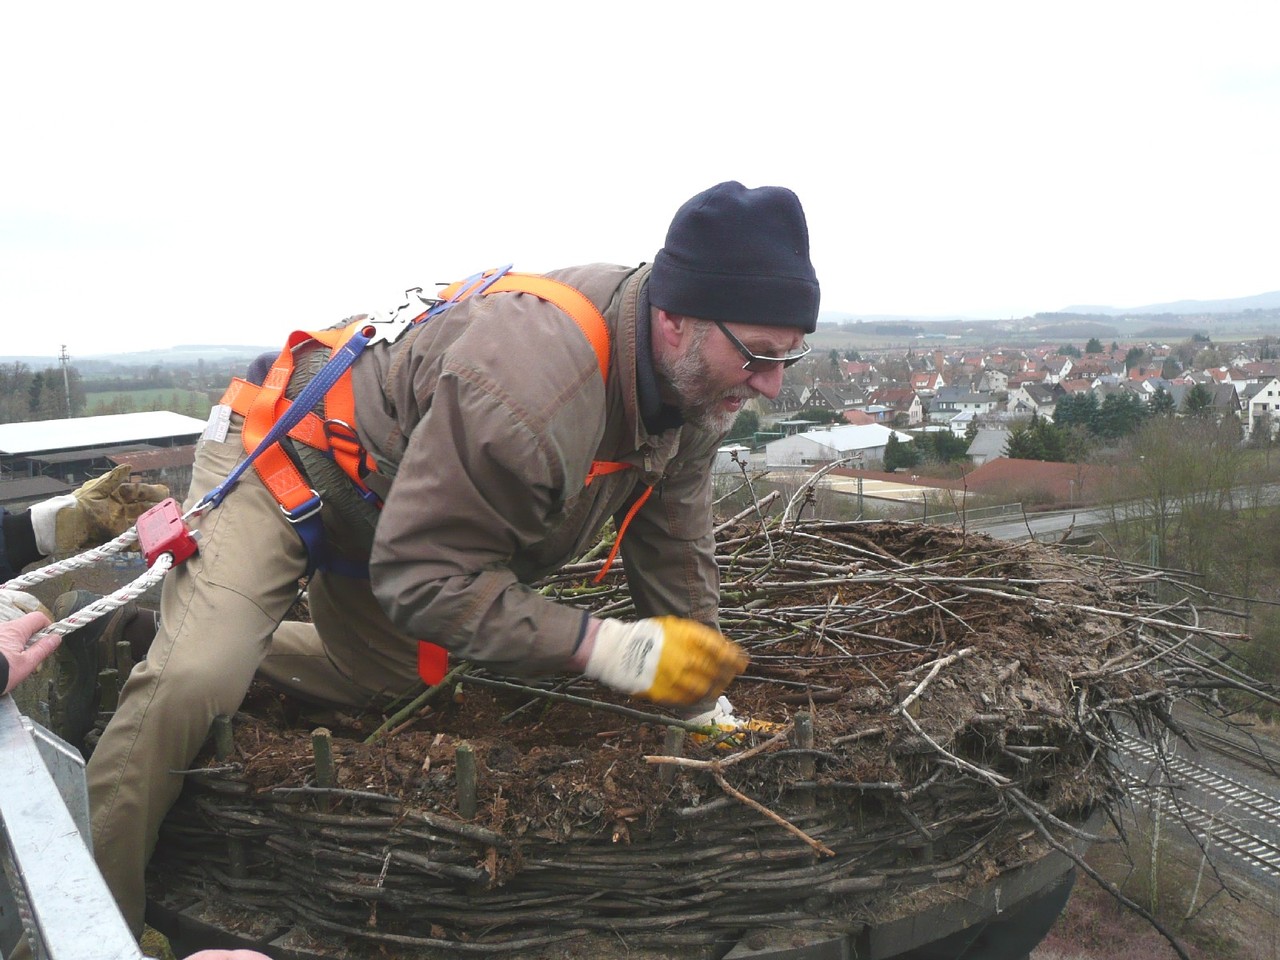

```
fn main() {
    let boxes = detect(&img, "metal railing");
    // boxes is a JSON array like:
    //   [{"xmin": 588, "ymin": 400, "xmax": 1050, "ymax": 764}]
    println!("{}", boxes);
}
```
[
  {"xmin": 909, "ymin": 501, "xmax": 1025, "ymax": 526},
  {"xmin": 0, "ymin": 696, "xmax": 146, "ymax": 960}
]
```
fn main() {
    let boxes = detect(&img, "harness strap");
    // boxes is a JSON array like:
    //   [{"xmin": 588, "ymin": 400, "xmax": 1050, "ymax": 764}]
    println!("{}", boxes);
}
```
[
  {"xmin": 591, "ymin": 483, "xmax": 654, "ymax": 584},
  {"xmin": 480, "ymin": 274, "xmax": 612, "ymax": 385}
]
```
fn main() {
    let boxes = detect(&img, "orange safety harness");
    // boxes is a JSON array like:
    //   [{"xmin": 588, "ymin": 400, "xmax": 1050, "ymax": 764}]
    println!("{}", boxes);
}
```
[{"xmin": 204, "ymin": 267, "xmax": 653, "ymax": 684}]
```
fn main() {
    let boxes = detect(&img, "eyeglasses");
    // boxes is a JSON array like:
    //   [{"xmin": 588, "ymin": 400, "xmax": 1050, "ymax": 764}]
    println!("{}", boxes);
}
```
[{"xmin": 713, "ymin": 321, "xmax": 812, "ymax": 372}]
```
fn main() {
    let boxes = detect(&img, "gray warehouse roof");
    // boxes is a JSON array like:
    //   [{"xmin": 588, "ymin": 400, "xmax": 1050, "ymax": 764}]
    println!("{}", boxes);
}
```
[{"xmin": 0, "ymin": 411, "xmax": 207, "ymax": 456}]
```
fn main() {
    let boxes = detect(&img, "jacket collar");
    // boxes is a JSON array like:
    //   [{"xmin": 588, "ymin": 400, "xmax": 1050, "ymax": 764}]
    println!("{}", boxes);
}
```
[{"xmin": 634, "ymin": 278, "xmax": 685, "ymax": 435}]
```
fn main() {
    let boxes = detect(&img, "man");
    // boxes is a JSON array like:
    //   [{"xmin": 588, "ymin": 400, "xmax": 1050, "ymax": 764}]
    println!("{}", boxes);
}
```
[{"xmin": 81, "ymin": 180, "xmax": 821, "ymax": 937}]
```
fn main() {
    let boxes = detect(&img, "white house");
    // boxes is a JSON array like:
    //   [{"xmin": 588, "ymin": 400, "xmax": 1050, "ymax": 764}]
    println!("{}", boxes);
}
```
[
  {"xmin": 764, "ymin": 423, "xmax": 914, "ymax": 469},
  {"xmin": 929, "ymin": 387, "xmax": 1001, "ymax": 424},
  {"xmin": 1243, "ymin": 377, "xmax": 1280, "ymax": 438}
]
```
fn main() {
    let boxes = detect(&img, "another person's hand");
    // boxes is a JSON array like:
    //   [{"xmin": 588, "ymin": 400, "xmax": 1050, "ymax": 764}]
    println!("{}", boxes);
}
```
[
  {"xmin": 581, "ymin": 616, "xmax": 748, "ymax": 706},
  {"xmin": 0, "ymin": 609, "xmax": 58, "ymax": 695},
  {"xmin": 30, "ymin": 464, "xmax": 170, "ymax": 555}
]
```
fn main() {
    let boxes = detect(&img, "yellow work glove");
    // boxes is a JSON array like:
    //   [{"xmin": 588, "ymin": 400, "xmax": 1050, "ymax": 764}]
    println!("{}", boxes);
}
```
[
  {"xmin": 583, "ymin": 616, "xmax": 748, "ymax": 706},
  {"xmin": 31, "ymin": 465, "xmax": 170, "ymax": 555}
]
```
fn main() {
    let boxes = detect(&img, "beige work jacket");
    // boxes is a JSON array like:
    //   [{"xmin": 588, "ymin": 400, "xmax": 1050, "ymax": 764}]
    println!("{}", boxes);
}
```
[{"xmin": 349, "ymin": 263, "xmax": 722, "ymax": 674}]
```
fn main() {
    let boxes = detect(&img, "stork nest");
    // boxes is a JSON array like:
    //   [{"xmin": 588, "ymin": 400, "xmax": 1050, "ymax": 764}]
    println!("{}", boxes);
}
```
[{"xmin": 146, "ymin": 513, "xmax": 1242, "ymax": 958}]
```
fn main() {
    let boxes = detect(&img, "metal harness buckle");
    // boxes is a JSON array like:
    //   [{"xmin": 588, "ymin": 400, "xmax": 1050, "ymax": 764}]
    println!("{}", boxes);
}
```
[
  {"xmin": 283, "ymin": 493, "xmax": 324, "ymax": 524},
  {"xmin": 362, "ymin": 287, "xmax": 441, "ymax": 346}
]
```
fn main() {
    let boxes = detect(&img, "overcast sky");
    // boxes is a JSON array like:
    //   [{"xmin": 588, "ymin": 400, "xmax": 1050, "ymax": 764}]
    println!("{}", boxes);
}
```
[{"xmin": 4, "ymin": 2, "xmax": 1278, "ymax": 358}]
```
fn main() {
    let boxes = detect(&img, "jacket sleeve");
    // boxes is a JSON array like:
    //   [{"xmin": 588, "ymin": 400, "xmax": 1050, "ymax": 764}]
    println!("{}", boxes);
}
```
[
  {"xmin": 0, "ymin": 509, "xmax": 11, "ymax": 582},
  {"xmin": 615, "ymin": 430, "xmax": 721, "ymax": 628},
  {"xmin": 0, "ymin": 508, "xmax": 43, "ymax": 583},
  {"xmin": 368, "ymin": 364, "xmax": 597, "ymax": 677}
]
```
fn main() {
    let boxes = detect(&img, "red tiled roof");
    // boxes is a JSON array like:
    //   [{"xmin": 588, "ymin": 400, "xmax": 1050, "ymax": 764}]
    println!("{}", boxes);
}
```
[{"xmin": 962, "ymin": 457, "xmax": 1117, "ymax": 505}]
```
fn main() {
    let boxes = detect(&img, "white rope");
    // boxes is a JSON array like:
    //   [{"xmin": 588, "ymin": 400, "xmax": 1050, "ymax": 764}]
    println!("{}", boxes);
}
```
[
  {"xmin": 2, "ymin": 527, "xmax": 141, "ymax": 592},
  {"xmin": 0, "ymin": 523, "xmax": 175, "ymax": 650},
  {"xmin": 22, "ymin": 553, "xmax": 172, "ymax": 649}
]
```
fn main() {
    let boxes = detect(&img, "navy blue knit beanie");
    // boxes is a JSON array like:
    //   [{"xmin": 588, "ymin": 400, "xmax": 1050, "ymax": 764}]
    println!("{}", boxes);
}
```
[{"xmin": 649, "ymin": 181, "xmax": 820, "ymax": 332}]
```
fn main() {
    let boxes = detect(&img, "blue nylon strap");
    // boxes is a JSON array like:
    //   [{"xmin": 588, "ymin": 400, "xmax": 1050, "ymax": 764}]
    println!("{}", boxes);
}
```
[
  {"xmin": 287, "ymin": 498, "xmax": 370, "ymax": 579},
  {"xmin": 196, "ymin": 327, "xmax": 375, "ymax": 512}
]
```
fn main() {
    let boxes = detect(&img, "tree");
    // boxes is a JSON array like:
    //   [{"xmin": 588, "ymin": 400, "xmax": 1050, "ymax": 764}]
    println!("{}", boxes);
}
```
[
  {"xmin": 1057, "ymin": 344, "xmax": 1081, "ymax": 358},
  {"xmin": 1123, "ymin": 346, "xmax": 1145, "ymax": 371},
  {"xmin": 883, "ymin": 433, "xmax": 919, "ymax": 471},
  {"xmin": 1182, "ymin": 383, "xmax": 1214, "ymax": 418},
  {"xmin": 28, "ymin": 371, "xmax": 45, "ymax": 414},
  {"xmin": 795, "ymin": 405, "xmax": 839, "ymax": 425},
  {"xmin": 1110, "ymin": 416, "xmax": 1248, "ymax": 574},
  {"xmin": 1085, "ymin": 337, "xmax": 1104, "ymax": 354},
  {"xmin": 1053, "ymin": 393, "xmax": 1100, "ymax": 433},
  {"xmin": 1149, "ymin": 387, "xmax": 1176, "ymax": 417},
  {"xmin": 1094, "ymin": 392, "xmax": 1147, "ymax": 441},
  {"xmin": 725, "ymin": 409, "xmax": 759, "ymax": 442},
  {"xmin": 915, "ymin": 430, "xmax": 970, "ymax": 464},
  {"xmin": 1192, "ymin": 345, "xmax": 1228, "ymax": 369},
  {"xmin": 1004, "ymin": 414, "xmax": 1087, "ymax": 462}
]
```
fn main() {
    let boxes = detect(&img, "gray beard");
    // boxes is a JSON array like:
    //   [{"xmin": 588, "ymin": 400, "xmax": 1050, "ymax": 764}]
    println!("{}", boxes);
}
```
[{"xmin": 657, "ymin": 333, "xmax": 749, "ymax": 435}]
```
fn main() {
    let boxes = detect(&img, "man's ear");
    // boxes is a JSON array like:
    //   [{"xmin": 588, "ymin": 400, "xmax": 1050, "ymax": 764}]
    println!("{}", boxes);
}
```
[{"xmin": 654, "ymin": 309, "xmax": 689, "ymax": 350}]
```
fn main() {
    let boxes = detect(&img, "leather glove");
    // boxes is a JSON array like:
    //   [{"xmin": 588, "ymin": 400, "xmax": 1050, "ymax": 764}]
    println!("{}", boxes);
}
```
[
  {"xmin": 583, "ymin": 616, "xmax": 748, "ymax": 706},
  {"xmin": 30, "ymin": 465, "xmax": 170, "ymax": 555},
  {"xmin": 0, "ymin": 589, "xmax": 49, "ymax": 624}
]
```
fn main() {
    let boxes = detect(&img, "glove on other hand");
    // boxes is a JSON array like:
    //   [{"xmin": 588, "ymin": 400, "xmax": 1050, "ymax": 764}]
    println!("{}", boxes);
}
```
[
  {"xmin": 584, "ymin": 616, "xmax": 748, "ymax": 706},
  {"xmin": 32, "ymin": 464, "xmax": 170, "ymax": 555}
]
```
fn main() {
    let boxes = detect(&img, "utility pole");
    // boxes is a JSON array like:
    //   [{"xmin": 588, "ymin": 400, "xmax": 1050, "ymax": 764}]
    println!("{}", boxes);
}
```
[{"xmin": 58, "ymin": 345, "xmax": 73, "ymax": 417}]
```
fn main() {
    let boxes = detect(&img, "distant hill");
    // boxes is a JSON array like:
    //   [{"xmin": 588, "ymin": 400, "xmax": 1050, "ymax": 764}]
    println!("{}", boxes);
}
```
[
  {"xmin": 818, "ymin": 291, "xmax": 1280, "ymax": 326},
  {"xmin": 0, "ymin": 345, "xmax": 275, "ymax": 368},
  {"xmin": 1060, "ymin": 290, "xmax": 1280, "ymax": 316}
]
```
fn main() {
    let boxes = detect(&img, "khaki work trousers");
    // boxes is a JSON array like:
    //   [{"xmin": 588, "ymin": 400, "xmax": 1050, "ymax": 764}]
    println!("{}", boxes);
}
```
[{"xmin": 86, "ymin": 417, "xmax": 423, "ymax": 935}]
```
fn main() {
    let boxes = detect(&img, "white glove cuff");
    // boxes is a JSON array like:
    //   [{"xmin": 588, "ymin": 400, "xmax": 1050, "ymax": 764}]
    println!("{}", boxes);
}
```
[
  {"xmin": 0, "ymin": 589, "xmax": 44, "ymax": 623},
  {"xmin": 29, "ymin": 495, "xmax": 76, "ymax": 556},
  {"xmin": 583, "ymin": 619, "xmax": 660, "ymax": 696}
]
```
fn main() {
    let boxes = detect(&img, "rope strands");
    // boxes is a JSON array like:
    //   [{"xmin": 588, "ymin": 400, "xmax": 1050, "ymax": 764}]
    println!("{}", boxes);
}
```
[{"xmin": 144, "ymin": 518, "xmax": 1275, "ymax": 958}]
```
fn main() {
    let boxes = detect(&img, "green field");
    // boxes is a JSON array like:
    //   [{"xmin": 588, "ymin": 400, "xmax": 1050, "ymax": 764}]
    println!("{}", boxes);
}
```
[{"xmin": 84, "ymin": 388, "xmax": 213, "ymax": 417}]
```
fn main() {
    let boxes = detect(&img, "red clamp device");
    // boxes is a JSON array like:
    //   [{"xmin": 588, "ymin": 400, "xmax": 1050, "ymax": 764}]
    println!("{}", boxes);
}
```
[{"xmin": 136, "ymin": 498, "xmax": 199, "ymax": 568}]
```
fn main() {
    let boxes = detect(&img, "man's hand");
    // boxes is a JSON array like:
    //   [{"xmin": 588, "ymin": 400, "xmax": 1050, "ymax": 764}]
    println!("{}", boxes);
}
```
[
  {"xmin": 31, "ymin": 464, "xmax": 170, "ymax": 555},
  {"xmin": 582, "ymin": 617, "xmax": 748, "ymax": 706},
  {"xmin": 0, "ymin": 610, "xmax": 58, "ymax": 695}
]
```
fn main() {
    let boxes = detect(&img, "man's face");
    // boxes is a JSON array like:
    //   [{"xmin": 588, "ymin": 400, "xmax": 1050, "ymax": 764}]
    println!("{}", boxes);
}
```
[{"xmin": 656, "ymin": 319, "xmax": 804, "ymax": 434}]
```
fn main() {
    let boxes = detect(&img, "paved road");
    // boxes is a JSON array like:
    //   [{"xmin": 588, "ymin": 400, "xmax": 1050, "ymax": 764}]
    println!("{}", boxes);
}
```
[
  {"xmin": 965, "ymin": 506, "xmax": 1112, "ymax": 542},
  {"xmin": 962, "ymin": 482, "xmax": 1280, "ymax": 542}
]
